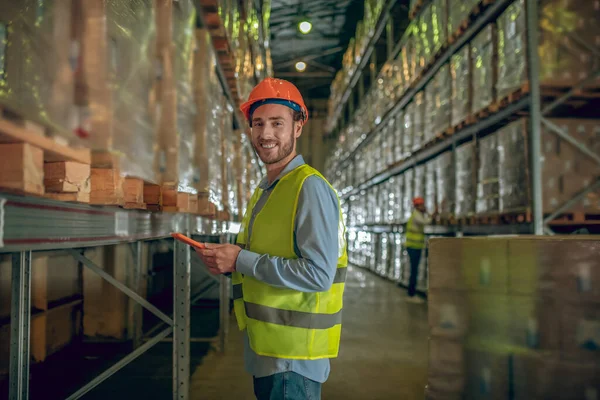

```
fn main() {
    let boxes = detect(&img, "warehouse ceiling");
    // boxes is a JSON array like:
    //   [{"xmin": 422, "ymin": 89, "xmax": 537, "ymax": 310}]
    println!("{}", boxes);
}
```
[{"xmin": 269, "ymin": 0, "xmax": 364, "ymax": 100}]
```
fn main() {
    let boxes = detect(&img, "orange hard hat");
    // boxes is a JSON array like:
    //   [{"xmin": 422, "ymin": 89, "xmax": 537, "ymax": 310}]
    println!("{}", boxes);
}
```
[
  {"xmin": 240, "ymin": 77, "xmax": 309, "ymax": 125},
  {"xmin": 413, "ymin": 197, "xmax": 425, "ymax": 206}
]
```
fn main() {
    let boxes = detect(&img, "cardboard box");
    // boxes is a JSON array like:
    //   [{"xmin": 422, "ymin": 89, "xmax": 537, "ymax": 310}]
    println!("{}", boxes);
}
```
[
  {"xmin": 428, "ymin": 289, "xmax": 469, "ymax": 338},
  {"xmin": 428, "ymin": 336, "xmax": 465, "ymax": 376},
  {"xmin": 428, "ymin": 239, "xmax": 466, "ymax": 290},
  {"xmin": 427, "ymin": 374, "xmax": 466, "ymax": 396},
  {"xmin": 460, "ymin": 238, "xmax": 509, "ymax": 293},
  {"xmin": 464, "ymin": 347, "xmax": 509, "ymax": 400},
  {"xmin": 507, "ymin": 239, "xmax": 555, "ymax": 295},
  {"xmin": 559, "ymin": 302, "xmax": 600, "ymax": 362}
]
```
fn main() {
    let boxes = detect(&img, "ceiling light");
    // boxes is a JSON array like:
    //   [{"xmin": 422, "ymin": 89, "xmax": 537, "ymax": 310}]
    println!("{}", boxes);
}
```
[
  {"xmin": 295, "ymin": 61, "xmax": 307, "ymax": 72},
  {"xmin": 298, "ymin": 21, "xmax": 312, "ymax": 34}
]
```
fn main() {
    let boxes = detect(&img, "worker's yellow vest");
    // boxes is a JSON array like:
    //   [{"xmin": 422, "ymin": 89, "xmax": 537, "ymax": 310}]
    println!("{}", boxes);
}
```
[
  {"xmin": 405, "ymin": 210, "xmax": 426, "ymax": 250},
  {"xmin": 232, "ymin": 164, "xmax": 348, "ymax": 360}
]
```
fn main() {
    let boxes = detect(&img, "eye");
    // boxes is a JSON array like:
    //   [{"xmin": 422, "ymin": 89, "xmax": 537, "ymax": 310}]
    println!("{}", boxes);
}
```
[
  {"xmin": 274, "ymin": 121, "xmax": 283, "ymax": 127},
  {"xmin": 254, "ymin": 121, "xmax": 264, "ymax": 127}
]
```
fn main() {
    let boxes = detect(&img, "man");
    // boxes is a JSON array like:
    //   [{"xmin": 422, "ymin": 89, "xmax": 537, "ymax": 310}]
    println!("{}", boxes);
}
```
[
  {"xmin": 403, "ymin": 197, "xmax": 431, "ymax": 304},
  {"xmin": 196, "ymin": 77, "xmax": 348, "ymax": 400}
]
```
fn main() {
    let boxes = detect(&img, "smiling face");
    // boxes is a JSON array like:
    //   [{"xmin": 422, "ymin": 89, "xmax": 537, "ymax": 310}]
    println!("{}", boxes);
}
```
[{"xmin": 250, "ymin": 103, "xmax": 303, "ymax": 166}]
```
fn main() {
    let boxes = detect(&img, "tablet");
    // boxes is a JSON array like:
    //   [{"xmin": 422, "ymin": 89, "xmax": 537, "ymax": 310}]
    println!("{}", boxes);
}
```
[{"xmin": 171, "ymin": 233, "xmax": 206, "ymax": 249}]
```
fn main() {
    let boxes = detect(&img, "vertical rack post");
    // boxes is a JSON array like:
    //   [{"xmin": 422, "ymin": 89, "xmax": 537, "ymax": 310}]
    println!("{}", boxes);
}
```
[
  {"xmin": 173, "ymin": 238, "xmax": 191, "ymax": 400},
  {"xmin": 526, "ymin": 0, "xmax": 544, "ymax": 235},
  {"xmin": 132, "ymin": 241, "xmax": 143, "ymax": 349},
  {"xmin": 218, "ymin": 234, "xmax": 230, "ymax": 353},
  {"xmin": 9, "ymin": 251, "xmax": 32, "ymax": 400}
]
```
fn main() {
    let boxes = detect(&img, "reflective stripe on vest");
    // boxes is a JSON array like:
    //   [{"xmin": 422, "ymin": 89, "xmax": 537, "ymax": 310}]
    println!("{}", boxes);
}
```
[
  {"xmin": 232, "ymin": 164, "xmax": 348, "ymax": 360},
  {"xmin": 405, "ymin": 211, "xmax": 425, "ymax": 250}
]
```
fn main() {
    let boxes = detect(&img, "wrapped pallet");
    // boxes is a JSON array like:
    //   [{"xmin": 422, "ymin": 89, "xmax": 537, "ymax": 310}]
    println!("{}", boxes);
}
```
[
  {"xmin": 476, "ymin": 134, "xmax": 500, "ymax": 214},
  {"xmin": 455, "ymin": 142, "xmax": 475, "ymax": 218},
  {"xmin": 450, "ymin": 46, "xmax": 472, "ymax": 127},
  {"xmin": 401, "ymin": 32, "xmax": 415, "ymax": 86},
  {"xmin": 0, "ymin": 1, "xmax": 75, "ymax": 140},
  {"xmin": 384, "ymin": 120, "xmax": 396, "ymax": 167},
  {"xmin": 419, "ymin": 4, "xmax": 434, "ymax": 68},
  {"xmin": 447, "ymin": 0, "xmax": 479, "ymax": 38},
  {"xmin": 497, "ymin": 120, "xmax": 530, "ymax": 213},
  {"xmin": 395, "ymin": 110, "xmax": 407, "ymax": 162},
  {"xmin": 414, "ymin": 164, "xmax": 426, "ymax": 202},
  {"xmin": 497, "ymin": 0, "xmax": 600, "ymax": 99},
  {"xmin": 425, "ymin": 160, "xmax": 438, "ymax": 214},
  {"xmin": 403, "ymin": 168, "xmax": 415, "ymax": 221},
  {"xmin": 412, "ymin": 91, "xmax": 426, "ymax": 152},
  {"xmin": 173, "ymin": 1, "xmax": 198, "ymax": 194},
  {"xmin": 471, "ymin": 24, "xmax": 496, "ymax": 115},
  {"xmin": 436, "ymin": 151, "xmax": 455, "ymax": 220},
  {"xmin": 430, "ymin": 0, "xmax": 448, "ymax": 57},
  {"xmin": 74, "ymin": 0, "xmax": 158, "ymax": 184},
  {"xmin": 426, "ymin": 64, "xmax": 452, "ymax": 144}
]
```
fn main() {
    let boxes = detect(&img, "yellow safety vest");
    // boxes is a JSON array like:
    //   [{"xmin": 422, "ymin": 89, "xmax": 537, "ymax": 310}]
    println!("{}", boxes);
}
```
[
  {"xmin": 406, "ymin": 210, "xmax": 426, "ymax": 250},
  {"xmin": 232, "ymin": 164, "xmax": 348, "ymax": 360}
]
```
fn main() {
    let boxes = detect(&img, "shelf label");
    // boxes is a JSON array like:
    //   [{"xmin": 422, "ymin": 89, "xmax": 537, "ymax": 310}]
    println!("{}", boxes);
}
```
[
  {"xmin": 115, "ymin": 211, "xmax": 129, "ymax": 237},
  {"xmin": 0, "ymin": 198, "xmax": 5, "ymax": 248}
]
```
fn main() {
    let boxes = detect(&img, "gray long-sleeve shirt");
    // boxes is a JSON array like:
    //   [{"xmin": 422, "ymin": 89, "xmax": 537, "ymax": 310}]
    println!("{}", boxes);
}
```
[{"xmin": 235, "ymin": 155, "xmax": 340, "ymax": 383}]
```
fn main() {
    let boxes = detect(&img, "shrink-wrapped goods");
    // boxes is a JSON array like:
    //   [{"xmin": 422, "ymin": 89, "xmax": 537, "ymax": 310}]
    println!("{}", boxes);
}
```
[
  {"xmin": 0, "ymin": 0, "xmax": 75, "ymax": 141},
  {"xmin": 455, "ymin": 142, "xmax": 475, "ymax": 217},
  {"xmin": 476, "ymin": 134, "xmax": 500, "ymax": 214}
]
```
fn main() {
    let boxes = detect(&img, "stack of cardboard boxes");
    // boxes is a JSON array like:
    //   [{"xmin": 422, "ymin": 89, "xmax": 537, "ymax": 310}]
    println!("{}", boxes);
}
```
[{"xmin": 427, "ymin": 236, "xmax": 600, "ymax": 399}]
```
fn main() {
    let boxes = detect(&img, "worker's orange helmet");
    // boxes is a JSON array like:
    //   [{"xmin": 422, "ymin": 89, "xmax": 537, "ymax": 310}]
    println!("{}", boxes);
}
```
[
  {"xmin": 413, "ymin": 197, "xmax": 425, "ymax": 206},
  {"xmin": 240, "ymin": 77, "xmax": 309, "ymax": 126}
]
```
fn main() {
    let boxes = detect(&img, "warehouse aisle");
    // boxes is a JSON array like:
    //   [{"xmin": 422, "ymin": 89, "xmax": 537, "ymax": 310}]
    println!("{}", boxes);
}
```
[{"xmin": 191, "ymin": 266, "xmax": 429, "ymax": 399}]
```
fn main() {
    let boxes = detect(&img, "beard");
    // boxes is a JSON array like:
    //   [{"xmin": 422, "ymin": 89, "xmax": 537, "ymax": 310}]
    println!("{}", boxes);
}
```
[{"xmin": 252, "ymin": 130, "xmax": 295, "ymax": 165}]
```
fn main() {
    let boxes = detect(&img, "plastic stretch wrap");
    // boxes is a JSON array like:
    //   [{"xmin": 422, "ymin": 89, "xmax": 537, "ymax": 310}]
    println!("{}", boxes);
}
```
[
  {"xmin": 433, "ymin": 64, "xmax": 452, "ymax": 137},
  {"xmin": 403, "ymin": 105, "xmax": 414, "ymax": 159},
  {"xmin": 392, "ymin": 58, "xmax": 405, "ymax": 100},
  {"xmin": 238, "ymin": 135, "xmax": 250, "ymax": 215},
  {"xmin": 413, "ymin": 19, "xmax": 426, "ymax": 78},
  {"xmin": 412, "ymin": 91, "xmax": 426, "ymax": 152},
  {"xmin": 497, "ymin": 0, "xmax": 600, "ymax": 99},
  {"xmin": 447, "ymin": 0, "xmax": 479, "ymax": 37},
  {"xmin": 374, "ymin": 131, "xmax": 384, "ymax": 175},
  {"xmin": 101, "ymin": 0, "xmax": 158, "ymax": 183},
  {"xmin": 455, "ymin": 142, "xmax": 475, "ymax": 217},
  {"xmin": 378, "ymin": 184, "xmax": 387, "ymax": 225},
  {"xmin": 414, "ymin": 164, "xmax": 426, "ymax": 201},
  {"xmin": 450, "ymin": 46, "xmax": 471, "ymax": 127},
  {"xmin": 436, "ymin": 151, "xmax": 455, "ymax": 218},
  {"xmin": 384, "ymin": 178, "xmax": 395, "ymax": 224},
  {"xmin": 222, "ymin": 104, "xmax": 238, "ymax": 216},
  {"xmin": 384, "ymin": 119, "xmax": 395, "ymax": 167},
  {"xmin": 419, "ymin": 5, "xmax": 434, "ymax": 68},
  {"xmin": 425, "ymin": 65, "xmax": 451, "ymax": 144},
  {"xmin": 173, "ymin": 1, "xmax": 197, "ymax": 192},
  {"xmin": 425, "ymin": 160, "xmax": 437, "ymax": 213},
  {"xmin": 496, "ymin": 0, "xmax": 526, "ymax": 100},
  {"xmin": 471, "ymin": 25, "xmax": 495, "ymax": 114},
  {"xmin": 403, "ymin": 168, "xmax": 414, "ymax": 221},
  {"xmin": 498, "ymin": 120, "xmax": 529, "ymax": 212},
  {"xmin": 476, "ymin": 134, "xmax": 500, "ymax": 214},
  {"xmin": 208, "ymin": 87, "xmax": 225, "ymax": 211},
  {"xmin": 0, "ymin": 0, "xmax": 74, "ymax": 139},
  {"xmin": 377, "ymin": 233, "xmax": 390, "ymax": 277},
  {"xmin": 375, "ymin": 185, "xmax": 383, "ymax": 224},
  {"xmin": 430, "ymin": 0, "xmax": 447, "ymax": 57},
  {"xmin": 401, "ymin": 34, "xmax": 415, "ymax": 86},
  {"xmin": 394, "ymin": 176, "xmax": 404, "ymax": 224}
]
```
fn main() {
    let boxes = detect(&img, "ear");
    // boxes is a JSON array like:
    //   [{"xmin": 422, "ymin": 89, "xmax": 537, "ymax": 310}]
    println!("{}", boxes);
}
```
[{"xmin": 294, "ymin": 122, "xmax": 303, "ymax": 139}]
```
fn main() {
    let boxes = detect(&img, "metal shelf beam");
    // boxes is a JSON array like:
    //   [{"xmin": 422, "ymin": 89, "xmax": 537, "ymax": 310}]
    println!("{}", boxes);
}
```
[
  {"xmin": 0, "ymin": 194, "xmax": 229, "ymax": 253},
  {"xmin": 347, "ymin": 223, "xmax": 533, "ymax": 235}
]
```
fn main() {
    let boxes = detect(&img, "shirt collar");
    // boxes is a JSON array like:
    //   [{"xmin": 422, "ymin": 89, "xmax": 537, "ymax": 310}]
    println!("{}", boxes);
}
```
[{"xmin": 259, "ymin": 155, "xmax": 306, "ymax": 190}]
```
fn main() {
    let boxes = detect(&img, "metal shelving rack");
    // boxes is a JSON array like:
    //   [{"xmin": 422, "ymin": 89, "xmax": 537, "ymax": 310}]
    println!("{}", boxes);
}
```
[
  {"xmin": 1, "ymin": 193, "xmax": 235, "ymax": 400},
  {"xmin": 329, "ymin": 0, "xmax": 600, "ymax": 237}
]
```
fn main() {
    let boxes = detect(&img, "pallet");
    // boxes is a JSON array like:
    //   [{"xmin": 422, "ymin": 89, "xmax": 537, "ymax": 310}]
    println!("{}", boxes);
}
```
[
  {"xmin": 0, "ymin": 106, "xmax": 92, "ymax": 201},
  {"xmin": 473, "ymin": 103, "xmax": 500, "ymax": 120},
  {"xmin": 547, "ymin": 211, "xmax": 600, "ymax": 225},
  {"xmin": 457, "ymin": 215, "xmax": 477, "ymax": 226}
]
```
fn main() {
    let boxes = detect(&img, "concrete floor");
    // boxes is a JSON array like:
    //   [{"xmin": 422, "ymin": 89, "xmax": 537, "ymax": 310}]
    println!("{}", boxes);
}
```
[{"xmin": 191, "ymin": 266, "xmax": 429, "ymax": 399}]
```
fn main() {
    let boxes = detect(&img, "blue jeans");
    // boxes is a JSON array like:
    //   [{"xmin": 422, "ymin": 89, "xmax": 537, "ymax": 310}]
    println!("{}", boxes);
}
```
[
  {"xmin": 407, "ymin": 248, "xmax": 422, "ymax": 297},
  {"xmin": 253, "ymin": 372, "xmax": 322, "ymax": 400}
]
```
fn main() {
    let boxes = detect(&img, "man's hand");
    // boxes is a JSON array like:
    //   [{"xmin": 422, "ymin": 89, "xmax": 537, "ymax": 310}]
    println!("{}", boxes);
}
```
[{"xmin": 195, "ymin": 243, "xmax": 241, "ymax": 275}]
